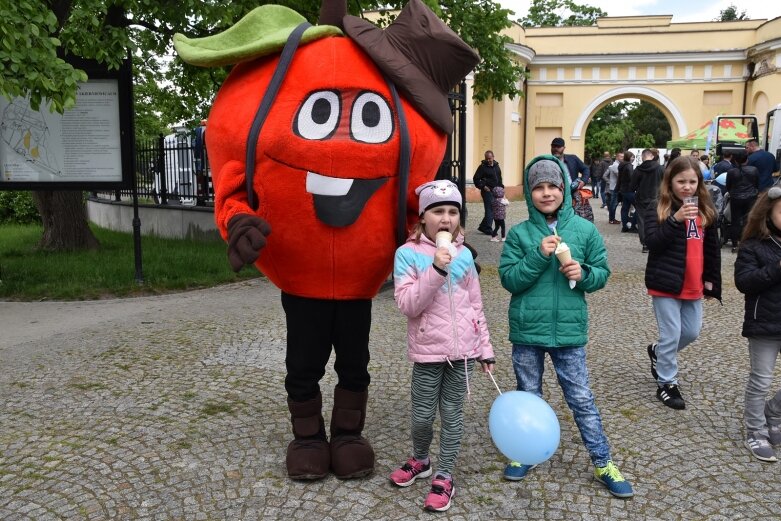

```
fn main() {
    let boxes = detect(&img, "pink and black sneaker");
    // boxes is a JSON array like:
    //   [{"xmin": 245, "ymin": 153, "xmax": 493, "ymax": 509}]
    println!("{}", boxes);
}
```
[
  {"xmin": 423, "ymin": 475, "xmax": 455, "ymax": 512},
  {"xmin": 389, "ymin": 457, "xmax": 432, "ymax": 487}
]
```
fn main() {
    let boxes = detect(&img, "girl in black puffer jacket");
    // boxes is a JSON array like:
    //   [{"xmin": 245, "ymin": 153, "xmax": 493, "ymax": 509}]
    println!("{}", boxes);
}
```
[
  {"xmin": 643, "ymin": 156, "xmax": 722, "ymax": 411},
  {"xmin": 734, "ymin": 186, "xmax": 781, "ymax": 462}
]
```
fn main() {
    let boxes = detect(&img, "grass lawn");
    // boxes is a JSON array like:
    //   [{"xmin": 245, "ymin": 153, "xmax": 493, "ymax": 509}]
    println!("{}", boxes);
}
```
[{"xmin": 0, "ymin": 224, "xmax": 260, "ymax": 301}]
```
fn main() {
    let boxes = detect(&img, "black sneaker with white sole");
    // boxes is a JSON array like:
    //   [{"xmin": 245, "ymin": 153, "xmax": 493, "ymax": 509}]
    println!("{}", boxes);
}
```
[
  {"xmin": 656, "ymin": 383, "xmax": 685, "ymax": 410},
  {"xmin": 647, "ymin": 343, "xmax": 658, "ymax": 380}
]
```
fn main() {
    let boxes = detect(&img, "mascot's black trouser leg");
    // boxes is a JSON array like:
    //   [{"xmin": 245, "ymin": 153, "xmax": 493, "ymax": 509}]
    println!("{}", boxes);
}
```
[{"xmin": 281, "ymin": 293, "xmax": 374, "ymax": 479}]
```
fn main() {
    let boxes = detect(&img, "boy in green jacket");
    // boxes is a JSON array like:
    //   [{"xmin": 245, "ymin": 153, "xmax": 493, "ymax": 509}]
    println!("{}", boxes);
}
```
[{"xmin": 498, "ymin": 156, "xmax": 633, "ymax": 498}]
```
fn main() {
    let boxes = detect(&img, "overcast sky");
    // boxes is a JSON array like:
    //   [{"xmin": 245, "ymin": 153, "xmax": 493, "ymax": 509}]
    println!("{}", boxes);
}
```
[{"xmin": 497, "ymin": 0, "xmax": 781, "ymax": 24}]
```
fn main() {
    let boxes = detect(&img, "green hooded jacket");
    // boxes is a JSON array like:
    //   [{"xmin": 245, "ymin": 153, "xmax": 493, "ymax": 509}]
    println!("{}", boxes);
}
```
[{"xmin": 498, "ymin": 155, "xmax": 610, "ymax": 348}]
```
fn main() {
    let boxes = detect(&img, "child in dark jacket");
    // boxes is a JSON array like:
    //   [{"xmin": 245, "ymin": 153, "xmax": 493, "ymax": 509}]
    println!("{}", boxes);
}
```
[
  {"xmin": 734, "ymin": 186, "xmax": 781, "ymax": 462},
  {"xmin": 490, "ymin": 185, "xmax": 508, "ymax": 241},
  {"xmin": 643, "ymin": 156, "xmax": 722, "ymax": 410},
  {"xmin": 498, "ymin": 156, "xmax": 633, "ymax": 498}
]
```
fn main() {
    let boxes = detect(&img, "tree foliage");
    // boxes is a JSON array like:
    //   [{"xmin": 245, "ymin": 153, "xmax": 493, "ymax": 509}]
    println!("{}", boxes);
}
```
[
  {"xmin": 584, "ymin": 100, "xmax": 669, "ymax": 159},
  {"xmin": 424, "ymin": 0, "xmax": 526, "ymax": 103},
  {"xmin": 1, "ymin": 0, "xmax": 526, "ymax": 139},
  {"xmin": 716, "ymin": 5, "xmax": 748, "ymax": 21},
  {"xmin": 519, "ymin": 0, "xmax": 606, "ymax": 27}
]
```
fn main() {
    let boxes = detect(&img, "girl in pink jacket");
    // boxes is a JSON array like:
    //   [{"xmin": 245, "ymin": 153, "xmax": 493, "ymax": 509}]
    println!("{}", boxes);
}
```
[{"xmin": 389, "ymin": 180, "xmax": 495, "ymax": 512}]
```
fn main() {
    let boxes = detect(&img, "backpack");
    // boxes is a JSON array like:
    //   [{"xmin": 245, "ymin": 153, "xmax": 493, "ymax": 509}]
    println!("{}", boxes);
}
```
[{"xmin": 572, "ymin": 189, "xmax": 594, "ymax": 222}]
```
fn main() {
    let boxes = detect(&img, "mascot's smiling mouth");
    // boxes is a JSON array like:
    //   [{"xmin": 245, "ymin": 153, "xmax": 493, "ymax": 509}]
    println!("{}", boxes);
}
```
[
  {"xmin": 265, "ymin": 154, "xmax": 388, "ymax": 227},
  {"xmin": 306, "ymin": 172, "xmax": 388, "ymax": 227}
]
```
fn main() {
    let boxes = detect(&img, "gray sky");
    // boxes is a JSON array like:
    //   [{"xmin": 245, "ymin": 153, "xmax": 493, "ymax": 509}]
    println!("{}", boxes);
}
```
[{"xmin": 498, "ymin": 0, "xmax": 779, "ymax": 24}]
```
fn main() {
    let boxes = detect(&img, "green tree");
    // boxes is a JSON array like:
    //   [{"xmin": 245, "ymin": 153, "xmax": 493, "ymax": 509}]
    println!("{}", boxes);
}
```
[
  {"xmin": 519, "ymin": 0, "xmax": 606, "ymax": 27},
  {"xmin": 716, "ymin": 5, "xmax": 747, "ymax": 21},
  {"xmin": 584, "ymin": 100, "xmax": 664, "ymax": 159},
  {"xmin": 2, "ymin": 0, "xmax": 524, "ymax": 250},
  {"xmin": 627, "ymin": 101, "xmax": 672, "ymax": 148}
]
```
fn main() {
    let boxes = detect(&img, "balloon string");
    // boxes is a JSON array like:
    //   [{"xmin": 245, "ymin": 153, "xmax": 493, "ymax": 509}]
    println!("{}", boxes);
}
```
[{"xmin": 487, "ymin": 370, "xmax": 502, "ymax": 395}]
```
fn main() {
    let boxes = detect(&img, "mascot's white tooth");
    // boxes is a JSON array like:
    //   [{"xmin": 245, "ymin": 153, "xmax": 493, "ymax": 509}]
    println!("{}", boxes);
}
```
[{"xmin": 306, "ymin": 172, "xmax": 354, "ymax": 196}]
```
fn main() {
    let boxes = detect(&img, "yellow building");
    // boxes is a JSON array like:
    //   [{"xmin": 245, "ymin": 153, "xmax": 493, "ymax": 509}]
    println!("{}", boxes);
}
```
[{"xmin": 469, "ymin": 15, "xmax": 781, "ymax": 195}]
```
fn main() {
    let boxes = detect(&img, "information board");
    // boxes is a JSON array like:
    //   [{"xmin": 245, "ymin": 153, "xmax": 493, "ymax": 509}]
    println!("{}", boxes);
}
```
[{"xmin": 0, "ymin": 57, "xmax": 133, "ymax": 190}]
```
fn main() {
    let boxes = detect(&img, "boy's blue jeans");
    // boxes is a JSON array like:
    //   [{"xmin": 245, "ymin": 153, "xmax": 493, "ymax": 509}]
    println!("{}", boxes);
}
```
[{"xmin": 512, "ymin": 344, "xmax": 611, "ymax": 467}]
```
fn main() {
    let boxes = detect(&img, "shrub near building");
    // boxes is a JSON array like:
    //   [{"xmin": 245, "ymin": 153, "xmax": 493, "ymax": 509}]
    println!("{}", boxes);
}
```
[{"xmin": 0, "ymin": 191, "xmax": 40, "ymax": 224}]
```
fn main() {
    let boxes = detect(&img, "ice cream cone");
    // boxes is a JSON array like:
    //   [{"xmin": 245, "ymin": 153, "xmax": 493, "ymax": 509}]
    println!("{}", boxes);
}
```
[
  {"xmin": 554, "ymin": 241, "xmax": 571, "ymax": 265},
  {"xmin": 435, "ymin": 231, "xmax": 453, "ymax": 249}
]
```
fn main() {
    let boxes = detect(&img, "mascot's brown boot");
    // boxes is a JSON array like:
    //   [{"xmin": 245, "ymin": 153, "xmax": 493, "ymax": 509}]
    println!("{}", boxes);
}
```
[
  {"xmin": 330, "ymin": 387, "xmax": 375, "ymax": 479},
  {"xmin": 286, "ymin": 393, "xmax": 330, "ymax": 480}
]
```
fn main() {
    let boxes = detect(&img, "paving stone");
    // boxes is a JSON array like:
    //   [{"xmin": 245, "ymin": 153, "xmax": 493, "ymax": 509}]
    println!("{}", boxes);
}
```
[{"xmin": 1, "ymin": 201, "xmax": 781, "ymax": 519}]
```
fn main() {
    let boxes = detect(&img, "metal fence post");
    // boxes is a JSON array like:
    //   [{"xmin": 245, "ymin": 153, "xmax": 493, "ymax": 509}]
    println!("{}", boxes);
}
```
[{"xmin": 157, "ymin": 133, "xmax": 168, "ymax": 205}]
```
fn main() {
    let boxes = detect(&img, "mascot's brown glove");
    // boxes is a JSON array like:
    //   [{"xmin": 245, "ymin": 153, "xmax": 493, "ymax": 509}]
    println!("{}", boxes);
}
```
[{"xmin": 226, "ymin": 214, "xmax": 271, "ymax": 272}]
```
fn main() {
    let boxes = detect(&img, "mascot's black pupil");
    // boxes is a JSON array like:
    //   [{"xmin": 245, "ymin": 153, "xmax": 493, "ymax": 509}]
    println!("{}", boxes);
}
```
[
  {"xmin": 312, "ymin": 98, "xmax": 332, "ymax": 124},
  {"xmin": 362, "ymin": 102, "xmax": 380, "ymax": 127}
]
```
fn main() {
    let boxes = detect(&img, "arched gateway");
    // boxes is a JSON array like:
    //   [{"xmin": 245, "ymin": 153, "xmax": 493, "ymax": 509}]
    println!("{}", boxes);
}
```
[{"xmin": 467, "ymin": 15, "xmax": 781, "ymax": 189}]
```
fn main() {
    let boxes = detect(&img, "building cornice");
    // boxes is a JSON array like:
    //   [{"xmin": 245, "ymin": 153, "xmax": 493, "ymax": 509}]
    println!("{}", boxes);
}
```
[
  {"xmin": 505, "ymin": 43, "xmax": 535, "ymax": 63},
  {"xmin": 748, "ymin": 37, "xmax": 781, "ymax": 55},
  {"xmin": 527, "ymin": 79, "xmax": 746, "ymax": 86},
  {"xmin": 530, "ymin": 51, "xmax": 747, "ymax": 66}
]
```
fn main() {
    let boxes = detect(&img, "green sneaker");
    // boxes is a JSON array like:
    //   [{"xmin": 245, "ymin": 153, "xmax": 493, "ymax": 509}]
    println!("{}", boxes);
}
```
[{"xmin": 594, "ymin": 461, "xmax": 634, "ymax": 498}]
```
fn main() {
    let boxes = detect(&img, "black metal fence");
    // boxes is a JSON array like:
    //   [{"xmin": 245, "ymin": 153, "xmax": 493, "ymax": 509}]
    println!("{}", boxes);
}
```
[
  {"xmin": 436, "ymin": 81, "xmax": 468, "ymax": 225},
  {"xmin": 94, "ymin": 84, "xmax": 466, "ymax": 209},
  {"xmin": 93, "ymin": 132, "xmax": 213, "ymax": 206}
]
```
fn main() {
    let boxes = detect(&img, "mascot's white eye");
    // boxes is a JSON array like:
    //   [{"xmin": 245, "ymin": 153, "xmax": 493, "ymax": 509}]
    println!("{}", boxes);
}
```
[
  {"xmin": 295, "ymin": 90, "xmax": 340, "ymax": 140},
  {"xmin": 350, "ymin": 92, "xmax": 393, "ymax": 144}
]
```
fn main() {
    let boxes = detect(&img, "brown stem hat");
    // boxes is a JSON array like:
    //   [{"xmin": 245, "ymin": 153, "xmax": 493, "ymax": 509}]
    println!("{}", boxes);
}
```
[{"xmin": 343, "ymin": 0, "xmax": 479, "ymax": 134}]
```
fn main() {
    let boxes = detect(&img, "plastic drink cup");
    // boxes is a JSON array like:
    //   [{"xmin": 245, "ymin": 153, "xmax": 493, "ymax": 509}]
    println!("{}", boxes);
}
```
[
  {"xmin": 683, "ymin": 196, "xmax": 698, "ymax": 207},
  {"xmin": 435, "ymin": 231, "xmax": 453, "ymax": 249}
]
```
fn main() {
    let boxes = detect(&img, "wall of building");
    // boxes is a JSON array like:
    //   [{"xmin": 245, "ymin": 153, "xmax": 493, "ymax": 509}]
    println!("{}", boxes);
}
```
[{"xmin": 469, "ymin": 14, "xmax": 781, "ymax": 195}]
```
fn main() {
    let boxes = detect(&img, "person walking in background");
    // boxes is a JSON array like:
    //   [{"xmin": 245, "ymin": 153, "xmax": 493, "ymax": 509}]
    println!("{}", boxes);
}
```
[
  {"xmin": 745, "ymin": 138, "xmax": 779, "ymax": 191},
  {"xmin": 391, "ymin": 180, "xmax": 495, "ymax": 512},
  {"xmin": 667, "ymin": 148, "xmax": 682, "ymax": 168},
  {"xmin": 498, "ymin": 156, "xmax": 633, "ymax": 498},
  {"xmin": 734, "ymin": 186, "xmax": 781, "ymax": 462},
  {"xmin": 597, "ymin": 151, "xmax": 612, "ymax": 207},
  {"xmin": 473, "ymin": 150, "xmax": 503, "ymax": 235},
  {"xmin": 591, "ymin": 152, "xmax": 609, "ymax": 200},
  {"xmin": 712, "ymin": 150, "xmax": 735, "ymax": 177},
  {"xmin": 550, "ymin": 137, "xmax": 590, "ymax": 189},
  {"xmin": 701, "ymin": 155, "xmax": 712, "ymax": 181},
  {"xmin": 632, "ymin": 149, "xmax": 664, "ymax": 253},
  {"xmin": 605, "ymin": 151, "xmax": 623, "ymax": 224},
  {"xmin": 726, "ymin": 151, "xmax": 760, "ymax": 253},
  {"xmin": 490, "ymin": 185, "xmax": 508, "ymax": 242},
  {"xmin": 618, "ymin": 151, "xmax": 637, "ymax": 233},
  {"xmin": 643, "ymin": 156, "xmax": 722, "ymax": 410},
  {"xmin": 690, "ymin": 149, "xmax": 707, "ymax": 176}
]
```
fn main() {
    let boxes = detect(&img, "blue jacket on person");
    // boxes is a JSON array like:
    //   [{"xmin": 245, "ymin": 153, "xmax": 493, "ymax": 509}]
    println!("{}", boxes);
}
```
[
  {"xmin": 560, "ymin": 154, "xmax": 590, "ymax": 185},
  {"xmin": 746, "ymin": 149, "xmax": 778, "ymax": 191}
]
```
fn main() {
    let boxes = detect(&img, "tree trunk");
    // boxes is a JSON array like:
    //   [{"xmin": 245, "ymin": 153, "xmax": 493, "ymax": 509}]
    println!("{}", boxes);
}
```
[{"xmin": 32, "ymin": 190, "xmax": 100, "ymax": 251}]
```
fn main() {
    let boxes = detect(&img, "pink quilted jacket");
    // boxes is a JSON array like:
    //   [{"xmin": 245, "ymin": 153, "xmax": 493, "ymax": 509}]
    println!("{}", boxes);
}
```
[{"xmin": 393, "ymin": 232, "xmax": 494, "ymax": 363}]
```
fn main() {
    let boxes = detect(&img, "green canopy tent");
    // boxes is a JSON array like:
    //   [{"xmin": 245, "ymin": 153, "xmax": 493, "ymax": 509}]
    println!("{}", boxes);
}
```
[{"xmin": 666, "ymin": 118, "xmax": 753, "ymax": 150}]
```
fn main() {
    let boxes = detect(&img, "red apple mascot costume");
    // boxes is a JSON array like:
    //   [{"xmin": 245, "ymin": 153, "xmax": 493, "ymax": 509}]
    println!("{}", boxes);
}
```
[{"xmin": 174, "ymin": 0, "xmax": 478, "ymax": 480}]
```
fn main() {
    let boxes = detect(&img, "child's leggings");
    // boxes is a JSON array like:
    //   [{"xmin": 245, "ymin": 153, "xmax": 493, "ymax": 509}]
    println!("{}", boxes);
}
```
[
  {"xmin": 410, "ymin": 359, "xmax": 474, "ymax": 474},
  {"xmin": 492, "ymin": 219, "xmax": 506, "ymax": 238}
]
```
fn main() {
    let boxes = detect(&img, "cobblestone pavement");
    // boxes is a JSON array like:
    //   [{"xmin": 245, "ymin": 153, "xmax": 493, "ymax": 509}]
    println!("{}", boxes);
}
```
[{"xmin": 2, "ymin": 200, "xmax": 781, "ymax": 520}]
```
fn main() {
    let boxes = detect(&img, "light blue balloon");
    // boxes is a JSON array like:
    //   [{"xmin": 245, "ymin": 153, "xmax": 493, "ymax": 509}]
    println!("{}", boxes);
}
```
[{"xmin": 489, "ymin": 391, "xmax": 560, "ymax": 465}]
